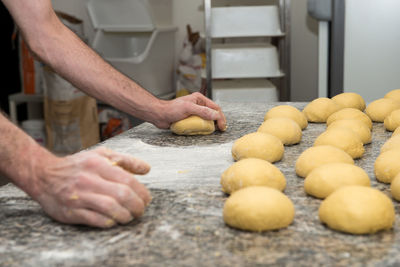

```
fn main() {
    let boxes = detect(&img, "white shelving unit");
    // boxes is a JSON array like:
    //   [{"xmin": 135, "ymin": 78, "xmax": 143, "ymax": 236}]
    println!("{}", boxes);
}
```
[{"xmin": 204, "ymin": 0, "xmax": 290, "ymax": 102}]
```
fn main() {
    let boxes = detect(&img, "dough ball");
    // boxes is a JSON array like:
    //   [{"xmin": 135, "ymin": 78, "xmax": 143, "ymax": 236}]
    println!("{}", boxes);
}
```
[
  {"xmin": 393, "ymin": 126, "xmax": 400, "ymax": 137},
  {"xmin": 220, "ymin": 158, "xmax": 286, "ymax": 194},
  {"xmin": 304, "ymin": 163, "xmax": 370, "ymax": 199},
  {"xmin": 390, "ymin": 173, "xmax": 400, "ymax": 201},
  {"xmin": 264, "ymin": 105, "xmax": 308, "ymax": 130},
  {"xmin": 381, "ymin": 135, "xmax": 400, "ymax": 153},
  {"xmin": 319, "ymin": 186, "xmax": 395, "ymax": 234},
  {"xmin": 374, "ymin": 149, "xmax": 400, "ymax": 183},
  {"xmin": 170, "ymin": 115, "xmax": 215, "ymax": 135},
  {"xmin": 327, "ymin": 119, "xmax": 371, "ymax": 144},
  {"xmin": 295, "ymin": 145, "xmax": 354, "ymax": 178},
  {"xmin": 314, "ymin": 128, "xmax": 364, "ymax": 159},
  {"xmin": 365, "ymin": 98, "xmax": 400, "ymax": 122},
  {"xmin": 232, "ymin": 132, "xmax": 284, "ymax": 163},
  {"xmin": 331, "ymin": 92, "xmax": 366, "ymax": 111},
  {"xmin": 384, "ymin": 109, "xmax": 400, "ymax": 131},
  {"xmin": 223, "ymin": 186, "xmax": 295, "ymax": 232},
  {"xmin": 384, "ymin": 89, "xmax": 400, "ymax": 102},
  {"xmin": 302, "ymin": 98, "xmax": 341, "ymax": 123},
  {"xmin": 326, "ymin": 108, "xmax": 372, "ymax": 130},
  {"xmin": 258, "ymin": 118, "xmax": 302, "ymax": 145}
]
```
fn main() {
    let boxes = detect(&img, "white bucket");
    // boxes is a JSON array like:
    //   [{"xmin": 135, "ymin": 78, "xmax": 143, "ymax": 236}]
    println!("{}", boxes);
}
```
[{"xmin": 21, "ymin": 119, "xmax": 46, "ymax": 147}]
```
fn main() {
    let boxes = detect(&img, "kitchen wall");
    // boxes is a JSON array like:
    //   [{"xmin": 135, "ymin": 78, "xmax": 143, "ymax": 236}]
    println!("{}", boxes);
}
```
[
  {"xmin": 290, "ymin": 0, "xmax": 318, "ymax": 101},
  {"xmin": 51, "ymin": 0, "xmax": 319, "ymax": 101}
]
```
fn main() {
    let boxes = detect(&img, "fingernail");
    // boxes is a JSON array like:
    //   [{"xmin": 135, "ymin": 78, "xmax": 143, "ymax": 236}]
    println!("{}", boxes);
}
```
[{"xmin": 105, "ymin": 219, "xmax": 115, "ymax": 227}]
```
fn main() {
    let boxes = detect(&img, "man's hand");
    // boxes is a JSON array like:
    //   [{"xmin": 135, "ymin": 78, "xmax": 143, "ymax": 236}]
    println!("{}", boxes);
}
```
[
  {"xmin": 32, "ymin": 147, "xmax": 151, "ymax": 228},
  {"xmin": 155, "ymin": 92, "xmax": 227, "ymax": 131}
]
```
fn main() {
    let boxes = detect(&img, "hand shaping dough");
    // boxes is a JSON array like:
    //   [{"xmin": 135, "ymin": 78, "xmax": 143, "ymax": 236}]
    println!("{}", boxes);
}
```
[
  {"xmin": 314, "ymin": 128, "xmax": 364, "ymax": 159},
  {"xmin": 385, "ymin": 89, "xmax": 400, "ymax": 102},
  {"xmin": 304, "ymin": 163, "xmax": 370, "ymax": 199},
  {"xmin": 327, "ymin": 119, "xmax": 371, "ymax": 144},
  {"xmin": 384, "ymin": 109, "xmax": 400, "ymax": 131},
  {"xmin": 374, "ymin": 149, "xmax": 400, "ymax": 183},
  {"xmin": 223, "ymin": 186, "xmax": 295, "ymax": 232},
  {"xmin": 331, "ymin": 92, "xmax": 366, "ymax": 111},
  {"xmin": 380, "ymin": 135, "xmax": 400, "ymax": 153},
  {"xmin": 319, "ymin": 186, "xmax": 395, "ymax": 234},
  {"xmin": 221, "ymin": 158, "xmax": 286, "ymax": 194},
  {"xmin": 170, "ymin": 115, "xmax": 215, "ymax": 135},
  {"xmin": 365, "ymin": 98, "xmax": 400, "ymax": 122},
  {"xmin": 390, "ymin": 173, "xmax": 400, "ymax": 201},
  {"xmin": 232, "ymin": 132, "xmax": 284, "ymax": 163},
  {"xmin": 264, "ymin": 105, "xmax": 308, "ymax": 130},
  {"xmin": 258, "ymin": 117, "xmax": 302, "ymax": 145},
  {"xmin": 326, "ymin": 108, "xmax": 372, "ymax": 130},
  {"xmin": 302, "ymin": 98, "xmax": 341, "ymax": 123},
  {"xmin": 295, "ymin": 145, "xmax": 354, "ymax": 178}
]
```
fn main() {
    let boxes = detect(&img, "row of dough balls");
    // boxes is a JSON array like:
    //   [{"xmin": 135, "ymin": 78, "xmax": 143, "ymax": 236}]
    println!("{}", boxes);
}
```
[
  {"xmin": 222, "ymin": 105, "xmax": 309, "ymax": 232},
  {"xmin": 297, "ymin": 91, "xmax": 399, "ymax": 234}
]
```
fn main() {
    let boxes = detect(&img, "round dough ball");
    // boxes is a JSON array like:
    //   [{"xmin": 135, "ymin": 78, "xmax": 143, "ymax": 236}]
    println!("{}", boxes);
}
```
[
  {"xmin": 327, "ymin": 119, "xmax": 371, "ymax": 144},
  {"xmin": 331, "ymin": 92, "xmax": 366, "ymax": 111},
  {"xmin": 304, "ymin": 163, "xmax": 370, "ymax": 199},
  {"xmin": 303, "ymin": 98, "xmax": 341, "ymax": 123},
  {"xmin": 384, "ymin": 109, "xmax": 400, "ymax": 131},
  {"xmin": 374, "ymin": 149, "xmax": 400, "ymax": 183},
  {"xmin": 384, "ymin": 89, "xmax": 400, "ymax": 102},
  {"xmin": 295, "ymin": 145, "xmax": 354, "ymax": 178},
  {"xmin": 258, "ymin": 118, "xmax": 302, "ymax": 145},
  {"xmin": 319, "ymin": 186, "xmax": 395, "ymax": 234},
  {"xmin": 390, "ymin": 173, "xmax": 400, "ymax": 201},
  {"xmin": 381, "ymin": 135, "xmax": 400, "ymax": 153},
  {"xmin": 393, "ymin": 126, "xmax": 400, "ymax": 137},
  {"xmin": 221, "ymin": 158, "xmax": 286, "ymax": 194},
  {"xmin": 264, "ymin": 105, "xmax": 308, "ymax": 130},
  {"xmin": 365, "ymin": 98, "xmax": 400, "ymax": 122},
  {"xmin": 314, "ymin": 128, "xmax": 364, "ymax": 159},
  {"xmin": 223, "ymin": 186, "xmax": 295, "ymax": 232},
  {"xmin": 170, "ymin": 115, "xmax": 215, "ymax": 135},
  {"xmin": 232, "ymin": 132, "xmax": 284, "ymax": 163},
  {"xmin": 326, "ymin": 108, "xmax": 372, "ymax": 130}
]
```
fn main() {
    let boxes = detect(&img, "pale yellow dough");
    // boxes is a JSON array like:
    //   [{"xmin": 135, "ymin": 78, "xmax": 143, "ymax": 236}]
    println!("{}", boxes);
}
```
[
  {"xmin": 232, "ymin": 132, "xmax": 284, "ymax": 163},
  {"xmin": 327, "ymin": 119, "xmax": 371, "ymax": 144},
  {"xmin": 295, "ymin": 145, "xmax": 354, "ymax": 178},
  {"xmin": 223, "ymin": 186, "xmax": 295, "ymax": 232},
  {"xmin": 365, "ymin": 98, "xmax": 400, "ymax": 122},
  {"xmin": 390, "ymin": 173, "xmax": 400, "ymax": 201},
  {"xmin": 374, "ymin": 149, "xmax": 400, "ymax": 183},
  {"xmin": 384, "ymin": 89, "xmax": 400, "ymax": 102},
  {"xmin": 314, "ymin": 128, "xmax": 364, "ymax": 159},
  {"xmin": 258, "ymin": 117, "xmax": 302, "ymax": 145},
  {"xmin": 319, "ymin": 186, "xmax": 395, "ymax": 234},
  {"xmin": 264, "ymin": 105, "xmax": 308, "ymax": 130},
  {"xmin": 393, "ymin": 127, "xmax": 400, "ymax": 137},
  {"xmin": 220, "ymin": 158, "xmax": 286, "ymax": 194},
  {"xmin": 304, "ymin": 163, "xmax": 370, "ymax": 199},
  {"xmin": 331, "ymin": 92, "xmax": 366, "ymax": 111},
  {"xmin": 326, "ymin": 108, "xmax": 372, "ymax": 130},
  {"xmin": 380, "ymin": 135, "xmax": 400, "ymax": 153},
  {"xmin": 384, "ymin": 109, "xmax": 400, "ymax": 131},
  {"xmin": 303, "ymin": 98, "xmax": 341, "ymax": 123},
  {"xmin": 170, "ymin": 115, "xmax": 215, "ymax": 135}
]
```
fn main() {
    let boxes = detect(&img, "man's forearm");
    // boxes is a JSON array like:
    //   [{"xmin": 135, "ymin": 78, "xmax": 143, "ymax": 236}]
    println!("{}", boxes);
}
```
[
  {"xmin": 2, "ymin": 0, "xmax": 166, "ymax": 125},
  {"xmin": 0, "ymin": 113, "xmax": 56, "ymax": 198}
]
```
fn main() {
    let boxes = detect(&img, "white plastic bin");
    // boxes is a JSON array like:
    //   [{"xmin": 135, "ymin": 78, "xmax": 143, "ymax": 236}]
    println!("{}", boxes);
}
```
[
  {"xmin": 212, "ymin": 43, "xmax": 284, "ymax": 79},
  {"xmin": 212, "ymin": 79, "xmax": 279, "ymax": 103},
  {"xmin": 87, "ymin": 0, "xmax": 177, "ymax": 99},
  {"xmin": 21, "ymin": 119, "xmax": 46, "ymax": 146},
  {"xmin": 211, "ymin": 6, "xmax": 284, "ymax": 38}
]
